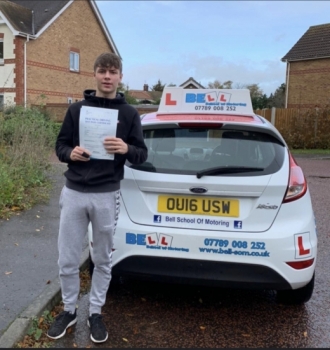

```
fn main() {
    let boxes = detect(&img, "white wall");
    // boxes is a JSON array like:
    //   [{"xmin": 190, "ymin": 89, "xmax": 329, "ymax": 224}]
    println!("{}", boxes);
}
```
[
  {"xmin": 2, "ymin": 92, "xmax": 15, "ymax": 106},
  {"xmin": 0, "ymin": 23, "xmax": 16, "ymax": 105},
  {"xmin": 0, "ymin": 64, "xmax": 15, "ymax": 87}
]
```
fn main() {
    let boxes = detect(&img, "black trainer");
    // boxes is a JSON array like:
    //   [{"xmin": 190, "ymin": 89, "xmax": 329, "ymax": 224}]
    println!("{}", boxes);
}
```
[
  {"xmin": 47, "ymin": 310, "xmax": 77, "ymax": 340},
  {"xmin": 87, "ymin": 313, "xmax": 108, "ymax": 343}
]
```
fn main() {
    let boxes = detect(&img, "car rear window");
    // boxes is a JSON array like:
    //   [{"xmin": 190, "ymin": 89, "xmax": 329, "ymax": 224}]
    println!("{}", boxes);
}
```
[{"xmin": 129, "ymin": 126, "xmax": 285, "ymax": 176}]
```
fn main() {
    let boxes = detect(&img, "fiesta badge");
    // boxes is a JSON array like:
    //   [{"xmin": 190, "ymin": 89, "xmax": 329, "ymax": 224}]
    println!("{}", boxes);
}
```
[{"xmin": 189, "ymin": 187, "xmax": 208, "ymax": 194}]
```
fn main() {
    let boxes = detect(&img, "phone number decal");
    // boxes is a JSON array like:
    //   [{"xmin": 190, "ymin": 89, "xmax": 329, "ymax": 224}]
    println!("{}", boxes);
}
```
[
  {"xmin": 204, "ymin": 238, "xmax": 266, "ymax": 250},
  {"xmin": 194, "ymin": 106, "xmax": 236, "ymax": 111},
  {"xmin": 200, "ymin": 238, "xmax": 270, "ymax": 257}
]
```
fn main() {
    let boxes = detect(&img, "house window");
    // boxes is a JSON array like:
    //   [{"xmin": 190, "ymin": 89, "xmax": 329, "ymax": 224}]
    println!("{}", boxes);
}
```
[
  {"xmin": 0, "ymin": 38, "xmax": 4, "ymax": 65},
  {"xmin": 69, "ymin": 51, "xmax": 79, "ymax": 72},
  {"xmin": 0, "ymin": 94, "xmax": 4, "ymax": 110},
  {"xmin": 67, "ymin": 97, "xmax": 73, "ymax": 104}
]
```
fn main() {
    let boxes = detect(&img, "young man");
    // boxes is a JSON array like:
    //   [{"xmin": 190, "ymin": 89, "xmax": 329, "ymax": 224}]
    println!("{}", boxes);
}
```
[{"xmin": 47, "ymin": 52, "xmax": 148, "ymax": 343}]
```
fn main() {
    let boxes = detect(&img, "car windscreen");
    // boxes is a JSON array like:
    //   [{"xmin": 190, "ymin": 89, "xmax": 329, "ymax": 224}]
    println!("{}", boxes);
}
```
[{"xmin": 129, "ymin": 127, "xmax": 285, "ymax": 176}]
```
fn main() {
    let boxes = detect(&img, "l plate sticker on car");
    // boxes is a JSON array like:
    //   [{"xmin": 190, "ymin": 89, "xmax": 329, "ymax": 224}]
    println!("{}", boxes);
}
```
[{"xmin": 294, "ymin": 232, "xmax": 312, "ymax": 259}]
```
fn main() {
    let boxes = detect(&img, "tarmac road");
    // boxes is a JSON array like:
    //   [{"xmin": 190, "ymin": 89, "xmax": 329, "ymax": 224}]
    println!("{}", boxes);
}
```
[{"xmin": 0, "ymin": 156, "xmax": 329, "ymax": 348}]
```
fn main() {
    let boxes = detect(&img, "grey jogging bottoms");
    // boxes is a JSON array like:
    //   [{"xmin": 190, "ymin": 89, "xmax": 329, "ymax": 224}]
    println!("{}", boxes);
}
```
[{"xmin": 58, "ymin": 186, "xmax": 120, "ymax": 315}]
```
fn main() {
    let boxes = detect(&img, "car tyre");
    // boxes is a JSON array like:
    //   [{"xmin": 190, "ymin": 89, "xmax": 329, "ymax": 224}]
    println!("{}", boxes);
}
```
[{"xmin": 276, "ymin": 273, "xmax": 315, "ymax": 305}]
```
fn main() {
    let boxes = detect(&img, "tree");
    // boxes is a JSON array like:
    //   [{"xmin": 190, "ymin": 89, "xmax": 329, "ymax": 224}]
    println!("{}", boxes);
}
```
[
  {"xmin": 207, "ymin": 80, "xmax": 233, "ymax": 89},
  {"xmin": 152, "ymin": 98, "xmax": 161, "ymax": 105},
  {"xmin": 117, "ymin": 82, "xmax": 126, "ymax": 92},
  {"xmin": 244, "ymin": 84, "xmax": 268, "ymax": 109},
  {"xmin": 233, "ymin": 82, "xmax": 246, "ymax": 89},
  {"xmin": 222, "ymin": 80, "xmax": 233, "ymax": 89},
  {"xmin": 152, "ymin": 79, "xmax": 165, "ymax": 92},
  {"xmin": 245, "ymin": 84, "xmax": 263, "ymax": 99},
  {"xmin": 251, "ymin": 94, "xmax": 269, "ymax": 110},
  {"xmin": 124, "ymin": 91, "xmax": 138, "ymax": 105},
  {"xmin": 268, "ymin": 83, "xmax": 286, "ymax": 108}
]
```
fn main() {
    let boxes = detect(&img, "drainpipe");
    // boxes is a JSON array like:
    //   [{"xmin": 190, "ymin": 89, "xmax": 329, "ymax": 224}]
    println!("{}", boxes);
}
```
[
  {"xmin": 22, "ymin": 11, "xmax": 35, "ymax": 108},
  {"xmin": 32, "ymin": 10, "xmax": 35, "ymax": 36},
  {"xmin": 24, "ymin": 34, "xmax": 30, "ymax": 108},
  {"xmin": 285, "ymin": 61, "xmax": 290, "ymax": 108}
]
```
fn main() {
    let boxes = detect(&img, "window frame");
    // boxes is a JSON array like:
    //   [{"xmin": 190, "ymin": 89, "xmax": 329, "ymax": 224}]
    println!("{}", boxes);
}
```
[
  {"xmin": 0, "ymin": 94, "xmax": 4, "ymax": 109},
  {"xmin": 69, "ymin": 51, "xmax": 79, "ymax": 72},
  {"xmin": 0, "ymin": 38, "xmax": 4, "ymax": 65}
]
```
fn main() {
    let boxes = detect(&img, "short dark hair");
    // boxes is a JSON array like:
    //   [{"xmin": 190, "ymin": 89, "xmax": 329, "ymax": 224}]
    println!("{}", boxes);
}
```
[{"xmin": 93, "ymin": 52, "xmax": 122, "ymax": 73}]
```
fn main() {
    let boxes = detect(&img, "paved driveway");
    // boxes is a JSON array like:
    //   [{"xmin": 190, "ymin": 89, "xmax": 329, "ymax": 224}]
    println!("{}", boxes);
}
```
[{"xmin": 51, "ymin": 157, "xmax": 330, "ymax": 348}]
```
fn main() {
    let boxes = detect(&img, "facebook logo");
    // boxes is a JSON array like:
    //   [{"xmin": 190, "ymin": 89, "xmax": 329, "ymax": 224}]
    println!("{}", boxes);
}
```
[
  {"xmin": 234, "ymin": 221, "xmax": 242, "ymax": 229},
  {"xmin": 153, "ymin": 215, "xmax": 161, "ymax": 223}
]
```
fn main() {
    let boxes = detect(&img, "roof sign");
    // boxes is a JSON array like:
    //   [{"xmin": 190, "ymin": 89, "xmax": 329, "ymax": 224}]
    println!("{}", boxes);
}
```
[{"xmin": 158, "ymin": 87, "xmax": 254, "ymax": 116}]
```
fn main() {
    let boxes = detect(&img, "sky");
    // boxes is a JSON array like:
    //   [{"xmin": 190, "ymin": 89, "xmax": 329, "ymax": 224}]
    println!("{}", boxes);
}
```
[{"xmin": 96, "ymin": 1, "xmax": 330, "ymax": 96}]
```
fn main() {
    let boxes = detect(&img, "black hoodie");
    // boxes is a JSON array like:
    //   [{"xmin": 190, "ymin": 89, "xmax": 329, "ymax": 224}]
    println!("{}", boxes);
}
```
[{"xmin": 55, "ymin": 90, "xmax": 148, "ymax": 192}]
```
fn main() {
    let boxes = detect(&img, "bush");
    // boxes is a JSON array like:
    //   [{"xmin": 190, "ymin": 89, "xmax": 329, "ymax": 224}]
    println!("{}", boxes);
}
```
[
  {"xmin": 0, "ymin": 106, "xmax": 59, "ymax": 218},
  {"xmin": 277, "ymin": 107, "xmax": 330, "ymax": 149}
]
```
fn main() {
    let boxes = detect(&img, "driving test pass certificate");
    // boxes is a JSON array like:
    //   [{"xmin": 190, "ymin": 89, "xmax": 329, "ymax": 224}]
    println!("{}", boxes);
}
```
[{"xmin": 79, "ymin": 106, "xmax": 118, "ymax": 160}]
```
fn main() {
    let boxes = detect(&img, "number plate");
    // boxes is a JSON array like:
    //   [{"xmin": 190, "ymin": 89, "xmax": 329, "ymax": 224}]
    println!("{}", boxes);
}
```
[{"xmin": 158, "ymin": 195, "xmax": 239, "ymax": 217}]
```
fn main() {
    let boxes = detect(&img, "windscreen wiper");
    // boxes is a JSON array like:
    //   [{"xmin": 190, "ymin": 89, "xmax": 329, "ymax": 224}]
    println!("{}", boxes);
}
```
[{"xmin": 196, "ymin": 166, "xmax": 264, "ymax": 178}]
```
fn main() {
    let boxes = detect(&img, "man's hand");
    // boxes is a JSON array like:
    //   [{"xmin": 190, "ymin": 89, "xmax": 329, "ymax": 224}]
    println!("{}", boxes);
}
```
[
  {"xmin": 70, "ymin": 147, "xmax": 91, "ymax": 162},
  {"xmin": 103, "ymin": 137, "xmax": 128, "ymax": 155}
]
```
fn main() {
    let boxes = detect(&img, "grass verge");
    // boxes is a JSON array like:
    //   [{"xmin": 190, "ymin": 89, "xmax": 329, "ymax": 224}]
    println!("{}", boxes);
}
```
[
  {"xmin": 290, "ymin": 149, "xmax": 330, "ymax": 155},
  {"xmin": 0, "ymin": 107, "xmax": 59, "ymax": 219},
  {"xmin": 15, "ymin": 269, "xmax": 91, "ymax": 348}
]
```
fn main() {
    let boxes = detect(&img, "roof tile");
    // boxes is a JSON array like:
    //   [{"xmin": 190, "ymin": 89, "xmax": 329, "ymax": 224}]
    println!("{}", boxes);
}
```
[
  {"xmin": 282, "ymin": 23, "xmax": 330, "ymax": 61},
  {"xmin": 0, "ymin": 0, "xmax": 70, "ymax": 35},
  {"xmin": 179, "ymin": 77, "xmax": 205, "ymax": 89}
]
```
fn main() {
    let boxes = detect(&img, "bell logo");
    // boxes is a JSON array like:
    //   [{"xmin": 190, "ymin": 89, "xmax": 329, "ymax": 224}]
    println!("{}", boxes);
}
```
[{"xmin": 186, "ymin": 92, "xmax": 232, "ymax": 104}]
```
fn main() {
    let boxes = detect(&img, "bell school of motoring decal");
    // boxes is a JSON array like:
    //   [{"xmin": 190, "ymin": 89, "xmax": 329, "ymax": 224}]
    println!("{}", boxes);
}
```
[
  {"xmin": 126, "ymin": 232, "xmax": 190, "ymax": 253},
  {"xmin": 158, "ymin": 87, "xmax": 254, "ymax": 115},
  {"xmin": 153, "ymin": 214, "xmax": 241, "ymax": 229}
]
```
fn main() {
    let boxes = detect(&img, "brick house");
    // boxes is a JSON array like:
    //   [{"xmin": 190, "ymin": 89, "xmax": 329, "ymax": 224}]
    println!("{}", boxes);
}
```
[
  {"xmin": 0, "ymin": 0, "xmax": 120, "ymax": 108},
  {"xmin": 282, "ymin": 23, "xmax": 330, "ymax": 108},
  {"xmin": 128, "ymin": 78, "xmax": 205, "ymax": 104},
  {"xmin": 128, "ymin": 84, "xmax": 162, "ymax": 104}
]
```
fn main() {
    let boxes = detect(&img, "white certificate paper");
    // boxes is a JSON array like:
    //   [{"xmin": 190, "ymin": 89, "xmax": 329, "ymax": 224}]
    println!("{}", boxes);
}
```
[{"xmin": 79, "ymin": 106, "xmax": 118, "ymax": 160}]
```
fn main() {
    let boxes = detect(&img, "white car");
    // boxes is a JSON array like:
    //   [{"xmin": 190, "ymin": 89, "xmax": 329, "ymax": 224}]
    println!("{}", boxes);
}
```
[{"xmin": 88, "ymin": 88, "xmax": 317, "ymax": 304}]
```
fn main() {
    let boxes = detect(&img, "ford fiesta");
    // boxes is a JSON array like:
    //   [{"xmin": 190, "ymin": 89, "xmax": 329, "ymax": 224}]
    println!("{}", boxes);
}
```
[{"xmin": 88, "ymin": 88, "xmax": 317, "ymax": 304}]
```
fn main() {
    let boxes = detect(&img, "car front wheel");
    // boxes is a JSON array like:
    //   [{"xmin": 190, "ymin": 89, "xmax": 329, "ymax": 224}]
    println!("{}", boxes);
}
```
[{"xmin": 276, "ymin": 273, "xmax": 315, "ymax": 305}]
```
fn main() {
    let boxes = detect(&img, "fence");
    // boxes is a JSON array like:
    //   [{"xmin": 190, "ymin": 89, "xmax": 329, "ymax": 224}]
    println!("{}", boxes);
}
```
[
  {"xmin": 254, "ymin": 107, "xmax": 330, "ymax": 149},
  {"xmin": 39, "ymin": 104, "xmax": 330, "ymax": 149}
]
